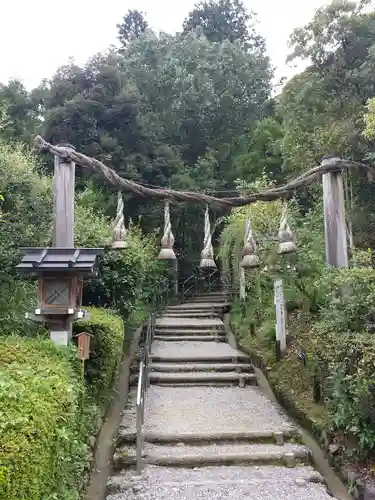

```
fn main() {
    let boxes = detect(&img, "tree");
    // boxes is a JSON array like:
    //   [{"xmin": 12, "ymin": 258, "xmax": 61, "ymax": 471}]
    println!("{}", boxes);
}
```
[
  {"xmin": 0, "ymin": 80, "xmax": 41, "ymax": 144},
  {"xmin": 182, "ymin": 0, "xmax": 264, "ymax": 51},
  {"xmin": 278, "ymin": 0, "xmax": 375, "ymax": 247},
  {"xmin": 279, "ymin": 0, "xmax": 375, "ymax": 177},
  {"xmin": 232, "ymin": 117, "xmax": 285, "ymax": 184},
  {"xmin": 122, "ymin": 31, "xmax": 271, "ymax": 173},
  {"xmin": 117, "ymin": 9, "xmax": 148, "ymax": 50},
  {"xmin": 41, "ymin": 51, "xmax": 182, "ymax": 185}
]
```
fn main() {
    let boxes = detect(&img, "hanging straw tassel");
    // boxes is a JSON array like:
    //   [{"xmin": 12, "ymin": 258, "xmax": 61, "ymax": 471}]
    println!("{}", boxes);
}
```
[
  {"xmin": 241, "ymin": 218, "xmax": 260, "ymax": 269},
  {"xmin": 200, "ymin": 205, "xmax": 216, "ymax": 269},
  {"xmin": 158, "ymin": 200, "xmax": 176, "ymax": 260},
  {"xmin": 278, "ymin": 204, "xmax": 297, "ymax": 255},
  {"xmin": 111, "ymin": 191, "xmax": 128, "ymax": 249}
]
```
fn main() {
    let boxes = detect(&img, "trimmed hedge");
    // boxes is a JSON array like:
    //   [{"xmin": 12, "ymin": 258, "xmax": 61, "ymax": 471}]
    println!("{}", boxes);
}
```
[
  {"xmin": 0, "ymin": 307, "xmax": 125, "ymax": 500},
  {"xmin": 0, "ymin": 337, "xmax": 88, "ymax": 500},
  {"xmin": 74, "ymin": 307, "xmax": 124, "ymax": 403}
]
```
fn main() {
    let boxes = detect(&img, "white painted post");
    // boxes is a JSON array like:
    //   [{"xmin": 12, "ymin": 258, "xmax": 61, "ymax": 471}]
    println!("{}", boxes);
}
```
[
  {"xmin": 274, "ymin": 279, "xmax": 286, "ymax": 352},
  {"xmin": 239, "ymin": 219, "xmax": 250, "ymax": 301},
  {"xmin": 321, "ymin": 155, "xmax": 348, "ymax": 268},
  {"xmin": 239, "ymin": 267, "xmax": 246, "ymax": 300},
  {"xmin": 50, "ymin": 328, "xmax": 70, "ymax": 346}
]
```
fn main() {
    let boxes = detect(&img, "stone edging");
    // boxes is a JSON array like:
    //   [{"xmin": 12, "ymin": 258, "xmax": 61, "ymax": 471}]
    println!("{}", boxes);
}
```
[{"xmin": 85, "ymin": 323, "xmax": 144, "ymax": 500}]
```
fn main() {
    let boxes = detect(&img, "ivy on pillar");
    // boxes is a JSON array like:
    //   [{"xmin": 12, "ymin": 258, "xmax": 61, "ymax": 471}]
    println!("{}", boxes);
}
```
[
  {"xmin": 200, "ymin": 205, "xmax": 216, "ymax": 269},
  {"xmin": 111, "ymin": 191, "xmax": 128, "ymax": 249}
]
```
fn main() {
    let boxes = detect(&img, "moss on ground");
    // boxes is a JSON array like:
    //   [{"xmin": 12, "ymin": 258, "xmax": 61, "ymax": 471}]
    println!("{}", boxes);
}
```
[{"xmin": 231, "ymin": 308, "xmax": 330, "ymax": 436}]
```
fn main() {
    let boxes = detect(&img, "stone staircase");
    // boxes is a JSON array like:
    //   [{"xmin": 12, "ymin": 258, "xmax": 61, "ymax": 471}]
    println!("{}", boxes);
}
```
[{"xmin": 107, "ymin": 292, "xmax": 338, "ymax": 500}]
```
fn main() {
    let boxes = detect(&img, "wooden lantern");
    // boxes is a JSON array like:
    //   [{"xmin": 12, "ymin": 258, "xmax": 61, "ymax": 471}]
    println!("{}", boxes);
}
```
[{"xmin": 76, "ymin": 332, "xmax": 92, "ymax": 360}]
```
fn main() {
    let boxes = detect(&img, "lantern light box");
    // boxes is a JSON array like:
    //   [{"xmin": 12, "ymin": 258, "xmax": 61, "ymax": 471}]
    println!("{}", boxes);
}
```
[{"xmin": 17, "ymin": 247, "xmax": 103, "ymax": 321}]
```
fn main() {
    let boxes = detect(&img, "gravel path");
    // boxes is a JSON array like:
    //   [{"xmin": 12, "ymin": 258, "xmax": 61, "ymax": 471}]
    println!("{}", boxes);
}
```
[
  {"xmin": 156, "ymin": 317, "xmax": 223, "ymax": 328},
  {"xmin": 143, "ymin": 442, "xmax": 310, "ymax": 458},
  {"xmin": 108, "ymin": 298, "xmax": 342, "ymax": 500},
  {"xmin": 108, "ymin": 464, "xmax": 325, "ymax": 484},
  {"xmin": 107, "ymin": 465, "xmax": 333, "ymax": 500},
  {"xmin": 144, "ymin": 386, "xmax": 295, "ymax": 435},
  {"xmin": 167, "ymin": 302, "xmax": 229, "ymax": 310},
  {"xmin": 151, "ymin": 340, "xmax": 247, "ymax": 359}
]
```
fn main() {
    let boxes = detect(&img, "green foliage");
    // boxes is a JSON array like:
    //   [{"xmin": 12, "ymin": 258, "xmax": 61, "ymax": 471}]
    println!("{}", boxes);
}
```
[
  {"xmin": 82, "ymin": 223, "xmax": 166, "ymax": 320},
  {"xmin": 182, "ymin": 0, "xmax": 265, "ymax": 51},
  {"xmin": 278, "ymin": 0, "xmax": 375, "ymax": 248},
  {"xmin": 0, "ymin": 80, "xmax": 41, "ymax": 144},
  {"xmin": 232, "ymin": 117, "xmax": 285, "ymax": 184},
  {"xmin": 123, "ymin": 31, "xmax": 271, "ymax": 170},
  {"xmin": 0, "ymin": 144, "xmax": 51, "ymax": 335},
  {"xmin": 225, "ymin": 195, "xmax": 375, "ymax": 457},
  {"xmin": 364, "ymin": 96, "xmax": 375, "ymax": 140},
  {"xmin": 73, "ymin": 307, "xmax": 124, "ymax": 403},
  {"xmin": 309, "ymin": 266, "xmax": 375, "ymax": 457},
  {"xmin": 117, "ymin": 9, "xmax": 148, "ymax": 49},
  {"xmin": 0, "ymin": 336, "xmax": 94, "ymax": 500},
  {"xmin": 0, "ymin": 142, "xmax": 166, "ymax": 337}
]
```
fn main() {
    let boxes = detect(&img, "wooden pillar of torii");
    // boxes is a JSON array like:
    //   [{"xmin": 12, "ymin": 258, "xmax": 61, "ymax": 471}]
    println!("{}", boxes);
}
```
[{"xmin": 321, "ymin": 155, "xmax": 348, "ymax": 268}]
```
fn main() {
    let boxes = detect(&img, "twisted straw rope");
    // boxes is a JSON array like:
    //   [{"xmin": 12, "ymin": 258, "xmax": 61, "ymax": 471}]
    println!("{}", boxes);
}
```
[
  {"xmin": 201, "ymin": 205, "xmax": 214, "ymax": 259},
  {"xmin": 162, "ymin": 200, "xmax": 174, "ymax": 247},
  {"xmin": 112, "ymin": 191, "xmax": 127, "ymax": 240},
  {"xmin": 35, "ymin": 136, "xmax": 375, "ymax": 208}
]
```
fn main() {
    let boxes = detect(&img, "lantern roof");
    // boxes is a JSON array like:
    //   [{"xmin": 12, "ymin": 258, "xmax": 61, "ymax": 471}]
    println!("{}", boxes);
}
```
[
  {"xmin": 75, "ymin": 331, "xmax": 92, "ymax": 338},
  {"xmin": 16, "ymin": 247, "xmax": 103, "ymax": 278}
]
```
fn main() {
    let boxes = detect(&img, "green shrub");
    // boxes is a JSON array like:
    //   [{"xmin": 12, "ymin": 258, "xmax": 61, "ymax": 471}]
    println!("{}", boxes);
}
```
[
  {"xmin": 311, "ymin": 266, "xmax": 375, "ymax": 457},
  {"xmin": 0, "ymin": 144, "xmax": 52, "ymax": 335},
  {"xmin": 73, "ymin": 307, "xmax": 124, "ymax": 403},
  {"xmin": 0, "ymin": 336, "xmax": 93, "ymax": 500},
  {"xmin": 223, "ymin": 188, "xmax": 375, "ymax": 458},
  {"xmin": 0, "ymin": 143, "xmax": 166, "ymax": 337},
  {"xmin": 84, "ymin": 229, "xmax": 167, "ymax": 321}
]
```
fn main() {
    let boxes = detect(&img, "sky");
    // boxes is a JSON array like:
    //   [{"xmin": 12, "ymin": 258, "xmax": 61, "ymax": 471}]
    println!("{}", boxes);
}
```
[{"xmin": 0, "ymin": 0, "xmax": 335, "ymax": 89}]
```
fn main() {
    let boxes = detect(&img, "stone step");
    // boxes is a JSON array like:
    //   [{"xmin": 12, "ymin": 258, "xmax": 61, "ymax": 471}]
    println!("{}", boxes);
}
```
[
  {"xmin": 162, "ymin": 312, "xmax": 220, "ymax": 319},
  {"xmin": 149, "ymin": 371, "xmax": 257, "ymax": 387},
  {"xmin": 155, "ymin": 328, "xmax": 220, "ymax": 336},
  {"xmin": 156, "ymin": 317, "xmax": 223, "ymax": 330},
  {"xmin": 106, "ymin": 465, "xmax": 331, "ymax": 500},
  {"xmin": 151, "ymin": 341, "xmax": 249, "ymax": 363},
  {"xmin": 167, "ymin": 302, "xmax": 229, "ymax": 310},
  {"xmin": 150, "ymin": 362, "xmax": 253, "ymax": 373},
  {"xmin": 187, "ymin": 297, "xmax": 230, "ymax": 304},
  {"xmin": 143, "ymin": 386, "xmax": 296, "ymax": 437},
  {"xmin": 154, "ymin": 335, "xmax": 226, "ymax": 342},
  {"xmin": 113, "ymin": 443, "xmax": 311, "ymax": 469},
  {"xmin": 117, "ymin": 429, "xmax": 299, "ymax": 446},
  {"xmin": 151, "ymin": 354, "xmax": 250, "ymax": 363}
]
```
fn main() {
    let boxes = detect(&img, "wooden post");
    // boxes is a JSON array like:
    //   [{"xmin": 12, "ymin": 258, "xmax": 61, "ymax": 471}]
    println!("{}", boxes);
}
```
[
  {"xmin": 53, "ymin": 144, "xmax": 76, "ymax": 247},
  {"xmin": 321, "ymin": 155, "xmax": 348, "ymax": 268},
  {"xmin": 51, "ymin": 144, "xmax": 76, "ymax": 344},
  {"xmin": 173, "ymin": 259, "xmax": 178, "ymax": 296}
]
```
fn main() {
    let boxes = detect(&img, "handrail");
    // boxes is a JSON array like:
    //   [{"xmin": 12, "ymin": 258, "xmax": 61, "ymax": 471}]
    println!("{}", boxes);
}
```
[
  {"xmin": 135, "ymin": 285, "xmax": 168, "ymax": 475},
  {"xmin": 135, "ymin": 360, "xmax": 145, "ymax": 475}
]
